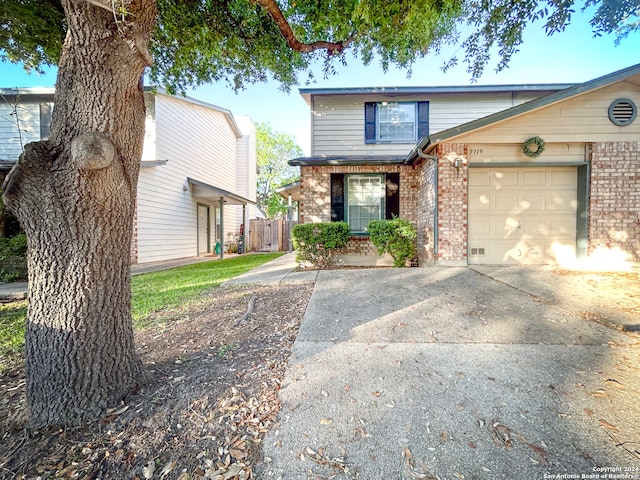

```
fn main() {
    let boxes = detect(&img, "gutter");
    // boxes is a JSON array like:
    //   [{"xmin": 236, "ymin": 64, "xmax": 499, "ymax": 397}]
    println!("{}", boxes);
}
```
[
  {"xmin": 404, "ymin": 136, "xmax": 434, "ymax": 164},
  {"xmin": 404, "ymin": 136, "xmax": 439, "ymax": 258}
]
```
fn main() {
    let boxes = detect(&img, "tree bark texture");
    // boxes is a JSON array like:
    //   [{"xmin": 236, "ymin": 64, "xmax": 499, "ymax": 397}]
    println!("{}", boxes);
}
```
[{"xmin": 2, "ymin": 0, "xmax": 156, "ymax": 427}]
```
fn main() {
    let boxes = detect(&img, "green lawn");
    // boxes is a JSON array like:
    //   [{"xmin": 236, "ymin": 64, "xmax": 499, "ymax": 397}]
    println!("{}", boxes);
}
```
[
  {"xmin": 0, "ymin": 253, "xmax": 283, "ymax": 367},
  {"xmin": 0, "ymin": 300, "xmax": 27, "ymax": 358},
  {"xmin": 131, "ymin": 253, "xmax": 283, "ymax": 327}
]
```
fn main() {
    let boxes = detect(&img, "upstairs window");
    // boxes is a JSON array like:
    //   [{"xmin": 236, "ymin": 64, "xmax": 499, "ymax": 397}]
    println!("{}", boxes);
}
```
[{"xmin": 365, "ymin": 101, "xmax": 429, "ymax": 144}]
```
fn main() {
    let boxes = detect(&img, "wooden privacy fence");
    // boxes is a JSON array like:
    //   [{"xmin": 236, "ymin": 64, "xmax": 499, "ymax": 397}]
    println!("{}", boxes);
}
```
[{"xmin": 249, "ymin": 219, "xmax": 296, "ymax": 252}]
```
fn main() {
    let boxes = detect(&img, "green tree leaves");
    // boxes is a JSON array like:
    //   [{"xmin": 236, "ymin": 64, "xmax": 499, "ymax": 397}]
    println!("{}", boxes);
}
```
[
  {"xmin": 256, "ymin": 122, "xmax": 302, "ymax": 219},
  {"xmin": 1, "ymin": 0, "xmax": 638, "ymax": 90}
]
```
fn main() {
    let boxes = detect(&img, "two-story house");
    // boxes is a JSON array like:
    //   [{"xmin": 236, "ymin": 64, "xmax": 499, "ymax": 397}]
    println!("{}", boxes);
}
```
[
  {"xmin": 287, "ymin": 63, "xmax": 640, "ymax": 267},
  {"xmin": 0, "ymin": 88, "xmax": 258, "ymax": 264}
]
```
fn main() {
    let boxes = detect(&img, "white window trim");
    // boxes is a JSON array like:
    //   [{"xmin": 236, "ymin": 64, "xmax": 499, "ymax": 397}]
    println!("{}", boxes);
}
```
[
  {"xmin": 345, "ymin": 174, "xmax": 385, "ymax": 233},
  {"xmin": 376, "ymin": 102, "xmax": 418, "ymax": 144}
]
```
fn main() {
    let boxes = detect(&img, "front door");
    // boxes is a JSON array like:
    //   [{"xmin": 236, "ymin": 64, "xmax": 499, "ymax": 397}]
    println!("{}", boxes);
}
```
[{"xmin": 197, "ymin": 204, "xmax": 210, "ymax": 255}]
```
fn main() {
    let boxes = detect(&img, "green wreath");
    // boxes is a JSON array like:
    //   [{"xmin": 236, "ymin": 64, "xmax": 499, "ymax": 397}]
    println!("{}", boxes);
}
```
[{"xmin": 523, "ymin": 136, "xmax": 545, "ymax": 158}]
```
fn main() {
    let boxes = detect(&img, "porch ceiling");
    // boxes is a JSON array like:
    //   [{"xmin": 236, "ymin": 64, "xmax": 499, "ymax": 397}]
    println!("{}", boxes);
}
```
[
  {"xmin": 187, "ymin": 177, "xmax": 256, "ymax": 206},
  {"xmin": 276, "ymin": 180, "xmax": 301, "ymax": 202}
]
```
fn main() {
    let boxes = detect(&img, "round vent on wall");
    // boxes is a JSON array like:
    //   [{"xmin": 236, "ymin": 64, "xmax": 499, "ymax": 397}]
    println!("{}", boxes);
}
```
[{"xmin": 608, "ymin": 98, "xmax": 637, "ymax": 126}]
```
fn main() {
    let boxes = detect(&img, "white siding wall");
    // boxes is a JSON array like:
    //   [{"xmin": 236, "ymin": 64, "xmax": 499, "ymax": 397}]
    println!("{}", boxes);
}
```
[
  {"xmin": 136, "ymin": 93, "xmax": 241, "ymax": 263},
  {"xmin": 141, "ymin": 95, "xmax": 157, "ymax": 161},
  {"xmin": 310, "ymin": 92, "xmax": 546, "ymax": 156},
  {"xmin": 0, "ymin": 101, "xmax": 42, "ymax": 161},
  {"xmin": 234, "ymin": 115, "xmax": 258, "ymax": 232}
]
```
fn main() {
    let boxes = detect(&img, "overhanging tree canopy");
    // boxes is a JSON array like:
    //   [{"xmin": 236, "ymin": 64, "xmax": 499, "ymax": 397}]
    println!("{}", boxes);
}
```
[
  {"xmin": 4, "ymin": 0, "xmax": 638, "ymax": 89},
  {"xmin": 0, "ymin": 0, "xmax": 637, "ymax": 428}
]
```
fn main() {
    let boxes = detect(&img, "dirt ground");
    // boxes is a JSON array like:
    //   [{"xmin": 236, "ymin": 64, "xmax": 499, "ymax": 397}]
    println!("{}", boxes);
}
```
[
  {"xmin": 0, "ymin": 283, "xmax": 314, "ymax": 480},
  {"xmin": 1, "ymin": 267, "xmax": 638, "ymax": 479}
]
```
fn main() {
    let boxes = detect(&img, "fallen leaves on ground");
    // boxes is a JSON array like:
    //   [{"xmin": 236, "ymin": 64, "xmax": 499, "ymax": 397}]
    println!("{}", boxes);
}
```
[{"xmin": 0, "ymin": 283, "xmax": 313, "ymax": 480}]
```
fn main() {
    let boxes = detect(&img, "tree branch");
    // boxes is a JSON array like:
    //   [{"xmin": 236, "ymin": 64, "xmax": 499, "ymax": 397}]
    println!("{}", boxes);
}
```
[
  {"xmin": 253, "ymin": 0, "xmax": 354, "ymax": 54},
  {"xmin": 80, "ymin": 0, "xmax": 112, "ymax": 12}
]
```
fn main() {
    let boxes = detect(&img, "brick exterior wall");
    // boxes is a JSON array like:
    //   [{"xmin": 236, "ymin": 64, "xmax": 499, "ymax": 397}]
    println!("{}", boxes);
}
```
[
  {"xmin": 299, "ymin": 164, "xmax": 420, "ymax": 257},
  {"xmin": 416, "ymin": 157, "xmax": 437, "ymax": 265},
  {"xmin": 435, "ymin": 144, "xmax": 468, "ymax": 263},
  {"xmin": 299, "ymin": 141, "xmax": 640, "ymax": 266},
  {"xmin": 589, "ymin": 141, "xmax": 640, "ymax": 262}
]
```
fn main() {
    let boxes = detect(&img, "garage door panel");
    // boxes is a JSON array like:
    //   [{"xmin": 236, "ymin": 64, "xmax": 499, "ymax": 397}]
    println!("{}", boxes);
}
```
[
  {"xmin": 522, "ymin": 194, "xmax": 546, "ymax": 211},
  {"xmin": 469, "ymin": 192, "xmax": 491, "ymax": 211},
  {"xmin": 522, "ymin": 170, "xmax": 546, "ymax": 186},
  {"xmin": 549, "ymin": 170, "xmax": 577, "ymax": 186},
  {"xmin": 468, "ymin": 167, "xmax": 577, "ymax": 265},
  {"xmin": 547, "ymin": 192, "xmax": 578, "ymax": 212},
  {"xmin": 495, "ymin": 194, "xmax": 519, "ymax": 211},
  {"xmin": 469, "ymin": 217, "xmax": 491, "ymax": 235},
  {"xmin": 493, "ymin": 170, "xmax": 518, "ymax": 186},
  {"xmin": 469, "ymin": 170, "xmax": 491, "ymax": 186},
  {"xmin": 549, "ymin": 217, "xmax": 576, "ymax": 235}
]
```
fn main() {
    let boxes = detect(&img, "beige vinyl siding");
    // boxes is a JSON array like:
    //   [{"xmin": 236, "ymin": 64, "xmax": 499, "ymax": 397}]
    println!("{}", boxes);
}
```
[
  {"xmin": 466, "ymin": 143, "xmax": 587, "ymax": 165},
  {"xmin": 136, "ymin": 93, "xmax": 241, "ymax": 263},
  {"xmin": 459, "ymin": 82, "xmax": 640, "ymax": 144},
  {"xmin": 310, "ymin": 92, "xmax": 546, "ymax": 156},
  {"xmin": 0, "ymin": 101, "xmax": 42, "ymax": 160}
]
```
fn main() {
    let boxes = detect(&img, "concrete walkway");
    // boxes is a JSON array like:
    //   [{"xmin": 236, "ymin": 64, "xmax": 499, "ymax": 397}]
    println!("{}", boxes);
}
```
[
  {"xmin": 0, "ymin": 252, "xmax": 283, "ymax": 302},
  {"xmin": 221, "ymin": 252, "xmax": 317, "ymax": 286}
]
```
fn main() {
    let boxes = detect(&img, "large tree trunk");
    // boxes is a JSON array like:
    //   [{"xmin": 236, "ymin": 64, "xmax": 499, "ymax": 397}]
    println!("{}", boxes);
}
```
[{"xmin": 2, "ymin": 0, "xmax": 156, "ymax": 427}]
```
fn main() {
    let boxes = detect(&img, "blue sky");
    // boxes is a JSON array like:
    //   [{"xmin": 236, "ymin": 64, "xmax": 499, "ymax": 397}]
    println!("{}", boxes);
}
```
[{"xmin": 1, "ymin": 8, "xmax": 638, "ymax": 154}]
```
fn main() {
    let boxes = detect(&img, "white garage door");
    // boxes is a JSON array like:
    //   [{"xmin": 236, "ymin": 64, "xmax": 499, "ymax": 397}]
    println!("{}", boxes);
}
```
[{"xmin": 468, "ymin": 167, "xmax": 577, "ymax": 265}]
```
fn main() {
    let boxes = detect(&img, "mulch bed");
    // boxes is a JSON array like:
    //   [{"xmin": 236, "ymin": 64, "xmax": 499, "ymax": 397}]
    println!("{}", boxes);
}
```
[{"xmin": 0, "ymin": 283, "xmax": 314, "ymax": 480}]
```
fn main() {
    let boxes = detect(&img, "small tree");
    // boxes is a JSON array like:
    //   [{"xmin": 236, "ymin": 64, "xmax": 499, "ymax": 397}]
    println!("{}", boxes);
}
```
[
  {"xmin": 368, "ymin": 218, "xmax": 417, "ymax": 267},
  {"xmin": 292, "ymin": 222, "xmax": 349, "ymax": 268},
  {"xmin": 257, "ymin": 122, "xmax": 302, "ymax": 219}
]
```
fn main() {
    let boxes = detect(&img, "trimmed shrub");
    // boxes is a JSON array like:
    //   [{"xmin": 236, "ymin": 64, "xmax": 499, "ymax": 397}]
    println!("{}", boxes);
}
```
[
  {"xmin": 292, "ymin": 222, "xmax": 349, "ymax": 268},
  {"xmin": 367, "ymin": 218, "xmax": 417, "ymax": 267},
  {"xmin": 0, "ymin": 233, "xmax": 27, "ymax": 282}
]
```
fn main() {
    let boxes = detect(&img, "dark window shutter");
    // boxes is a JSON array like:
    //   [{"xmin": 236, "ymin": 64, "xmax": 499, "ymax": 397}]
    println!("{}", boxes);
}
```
[
  {"xmin": 40, "ymin": 103, "xmax": 52, "ymax": 139},
  {"xmin": 385, "ymin": 173, "xmax": 400, "ymax": 219},
  {"xmin": 417, "ymin": 101, "xmax": 429, "ymax": 138},
  {"xmin": 364, "ymin": 102, "xmax": 377, "ymax": 144},
  {"xmin": 331, "ymin": 173, "xmax": 344, "ymax": 222}
]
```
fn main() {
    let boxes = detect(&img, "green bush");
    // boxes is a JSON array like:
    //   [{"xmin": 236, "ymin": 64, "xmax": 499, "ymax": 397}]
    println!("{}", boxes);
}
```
[
  {"xmin": 367, "ymin": 218, "xmax": 417, "ymax": 267},
  {"xmin": 292, "ymin": 222, "xmax": 349, "ymax": 268},
  {"xmin": 0, "ymin": 233, "xmax": 27, "ymax": 282}
]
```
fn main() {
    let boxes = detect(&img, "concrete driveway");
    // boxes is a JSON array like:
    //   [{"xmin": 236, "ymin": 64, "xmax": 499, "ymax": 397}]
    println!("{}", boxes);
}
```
[{"xmin": 258, "ymin": 266, "xmax": 640, "ymax": 479}]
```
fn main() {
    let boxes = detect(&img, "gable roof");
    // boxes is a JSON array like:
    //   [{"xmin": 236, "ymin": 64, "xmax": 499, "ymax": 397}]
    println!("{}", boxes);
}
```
[
  {"xmin": 407, "ymin": 63, "xmax": 640, "ymax": 161},
  {"xmin": 0, "ymin": 87, "xmax": 244, "ymax": 138},
  {"xmin": 299, "ymin": 83, "xmax": 574, "ymax": 106}
]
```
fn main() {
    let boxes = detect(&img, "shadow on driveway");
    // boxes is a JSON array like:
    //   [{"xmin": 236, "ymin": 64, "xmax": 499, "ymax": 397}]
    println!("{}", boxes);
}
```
[{"xmin": 259, "ymin": 267, "xmax": 640, "ymax": 479}]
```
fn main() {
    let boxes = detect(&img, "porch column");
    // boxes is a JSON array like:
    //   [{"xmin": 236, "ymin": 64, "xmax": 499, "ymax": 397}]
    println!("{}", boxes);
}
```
[
  {"xmin": 219, "ymin": 196, "xmax": 224, "ymax": 259},
  {"xmin": 242, "ymin": 203, "xmax": 246, "ymax": 254}
]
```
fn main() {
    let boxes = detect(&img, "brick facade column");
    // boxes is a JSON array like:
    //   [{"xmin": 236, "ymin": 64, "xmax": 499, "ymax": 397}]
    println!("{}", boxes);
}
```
[
  {"xmin": 589, "ymin": 141, "xmax": 640, "ymax": 262},
  {"xmin": 435, "ymin": 144, "xmax": 468, "ymax": 265}
]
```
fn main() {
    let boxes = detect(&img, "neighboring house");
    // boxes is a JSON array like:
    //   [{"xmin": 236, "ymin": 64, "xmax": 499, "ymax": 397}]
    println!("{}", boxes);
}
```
[
  {"xmin": 0, "ymin": 87, "xmax": 258, "ymax": 264},
  {"xmin": 287, "ymin": 63, "xmax": 640, "ymax": 266}
]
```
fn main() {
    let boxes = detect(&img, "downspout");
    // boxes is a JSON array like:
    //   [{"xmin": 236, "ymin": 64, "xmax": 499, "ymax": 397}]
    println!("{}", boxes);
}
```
[{"xmin": 415, "ymin": 148, "xmax": 439, "ymax": 259}]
